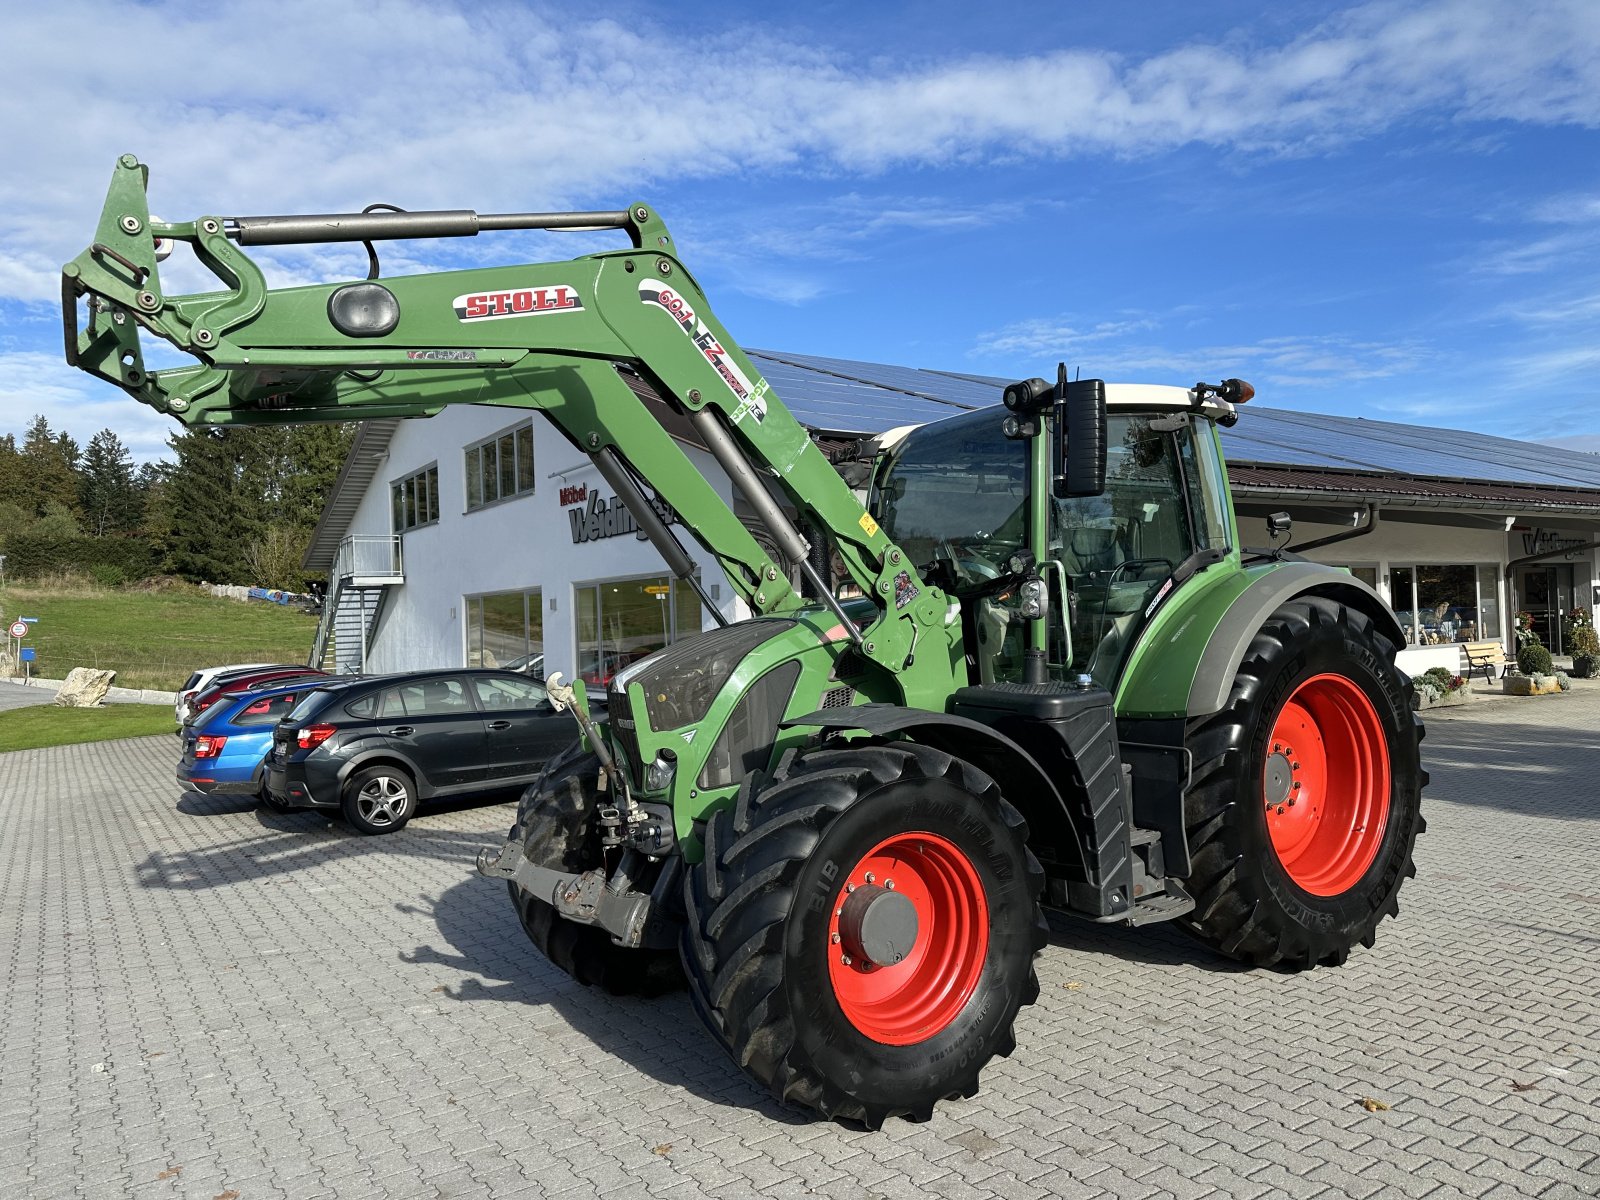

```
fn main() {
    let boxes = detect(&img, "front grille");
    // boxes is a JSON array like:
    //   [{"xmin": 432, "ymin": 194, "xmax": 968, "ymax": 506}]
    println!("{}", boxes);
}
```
[{"xmin": 607, "ymin": 689, "xmax": 643, "ymax": 788}]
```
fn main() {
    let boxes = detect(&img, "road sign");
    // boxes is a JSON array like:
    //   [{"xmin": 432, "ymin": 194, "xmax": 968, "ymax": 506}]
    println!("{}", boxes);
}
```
[{"xmin": 9, "ymin": 621, "xmax": 28, "ymax": 639}]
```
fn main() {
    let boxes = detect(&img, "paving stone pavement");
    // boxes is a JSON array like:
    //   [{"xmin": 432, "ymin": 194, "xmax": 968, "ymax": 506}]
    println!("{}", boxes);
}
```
[{"xmin": 2, "ymin": 692, "xmax": 1596, "ymax": 1200}]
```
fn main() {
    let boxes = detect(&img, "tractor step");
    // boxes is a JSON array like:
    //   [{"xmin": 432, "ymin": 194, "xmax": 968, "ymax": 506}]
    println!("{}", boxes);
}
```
[{"xmin": 1124, "ymin": 878, "xmax": 1195, "ymax": 926}]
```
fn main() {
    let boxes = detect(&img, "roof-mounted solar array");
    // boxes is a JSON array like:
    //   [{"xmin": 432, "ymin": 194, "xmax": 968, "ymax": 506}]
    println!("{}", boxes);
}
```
[{"xmin": 747, "ymin": 348, "xmax": 1600, "ymax": 491}]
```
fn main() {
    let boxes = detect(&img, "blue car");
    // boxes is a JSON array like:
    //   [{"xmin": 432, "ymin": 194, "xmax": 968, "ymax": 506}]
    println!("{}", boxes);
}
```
[{"xmin": 177, "ymin": 679, "xmax": 321, "ymax": 799}]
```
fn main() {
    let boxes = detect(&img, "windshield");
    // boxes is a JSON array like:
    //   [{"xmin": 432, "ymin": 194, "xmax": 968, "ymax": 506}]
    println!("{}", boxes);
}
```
[
  {"xmin": 870, "ymin": 412, "xmax": 1026, "ymax": 589},
  {"xmin": 875, "ymin": 407, "xmax": 1224, "ymax": 688}
]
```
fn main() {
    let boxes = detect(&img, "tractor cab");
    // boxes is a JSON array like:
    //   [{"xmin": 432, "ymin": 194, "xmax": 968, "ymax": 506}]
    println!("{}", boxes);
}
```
[{"xmin": 870, "ymin": 386, "xmax": 1237, "ymax": 690}]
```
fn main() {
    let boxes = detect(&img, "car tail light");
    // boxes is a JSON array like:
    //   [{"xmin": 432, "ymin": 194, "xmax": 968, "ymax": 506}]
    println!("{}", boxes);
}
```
[
  {"xmin": 193, "ymin": 695, "xmax": 219, "ymax": 716},
  {"xmin": 297, "ymin": 723, "xmax": 337, "ymax": 750},
  {"xmin": 194, "ymin": 735, "xmax": 228, "ymax": 759}
]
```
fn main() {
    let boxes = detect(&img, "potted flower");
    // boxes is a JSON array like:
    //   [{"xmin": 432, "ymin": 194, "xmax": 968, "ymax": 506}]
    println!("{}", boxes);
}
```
[
  {"xmin": 1564, "ymin": 606, "xmax": 1599, "ymax": 679},
  {"xmin": 1514, "ymin": 610, "xmax": 1539, "ymax": 649},
  {"xmin": 1504, "ymin": 640, "xmax": 1570, "ymax": 695},
  {"xmin": 1413, "ymin": 667, "xmax": 1473, "ymax": 708}
]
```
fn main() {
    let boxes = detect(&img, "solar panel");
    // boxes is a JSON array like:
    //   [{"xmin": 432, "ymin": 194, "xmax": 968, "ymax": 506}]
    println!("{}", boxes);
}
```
[{"xmin": 737, "ymin": 347, "xmax": 1600, "ymax": 491}]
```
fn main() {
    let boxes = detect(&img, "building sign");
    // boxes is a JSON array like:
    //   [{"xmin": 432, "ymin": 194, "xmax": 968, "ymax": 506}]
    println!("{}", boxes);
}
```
[
  {"xmin": 1519, "ymin": 527, "xmax": 1592, "ymax": 561},
  {"xmin": 564, "ymin": 485, "xmax": 678, "ymax": 544}
]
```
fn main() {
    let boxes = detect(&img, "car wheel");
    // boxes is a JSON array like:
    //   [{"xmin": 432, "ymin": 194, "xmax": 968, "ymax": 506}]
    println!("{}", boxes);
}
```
[{"xmin": 341, "ymin": 765, "xmax": 417, "ymax": 835}]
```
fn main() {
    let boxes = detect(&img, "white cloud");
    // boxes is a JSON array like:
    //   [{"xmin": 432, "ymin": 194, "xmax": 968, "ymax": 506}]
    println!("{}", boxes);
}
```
[
  {"xmin": 0, "ymin": 351, "xmax": 177, "ymax": 463},
  {"xmin": 1539, "ymin": 434, "xmax": 1600, "ymax": 453},
  {"xmin": 3, "ymin": 0, "xmax": 1599, "ymax": 309},
  {"xmin": 971, "ymin": 319, "xmax": 1426, "ymax": 390}
]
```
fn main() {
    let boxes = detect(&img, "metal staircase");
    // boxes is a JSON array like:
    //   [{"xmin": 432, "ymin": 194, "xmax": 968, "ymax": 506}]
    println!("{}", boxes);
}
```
[{"xmin": 309, "ymin": 535, "xmax": 404, "ymax": 673}]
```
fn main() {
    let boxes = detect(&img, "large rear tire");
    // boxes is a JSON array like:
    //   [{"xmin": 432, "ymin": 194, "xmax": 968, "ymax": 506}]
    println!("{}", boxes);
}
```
[
  {"xmin": 1182, "ymin": 596, "xmax": 1425, "ymax": 969},
  {"xmin": 505, "ymin": 742, "xmax": 683, "ymax": 997},
  {"xmin": 681, "ymin": 742, "xmax": 1047, "ymax": 1127}
]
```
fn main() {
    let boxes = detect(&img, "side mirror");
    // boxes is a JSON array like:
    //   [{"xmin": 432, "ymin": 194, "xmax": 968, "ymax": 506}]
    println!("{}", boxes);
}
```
[{"xmin": 1056, "ymin": 377, "xmax": 1107, "ymax": 498}]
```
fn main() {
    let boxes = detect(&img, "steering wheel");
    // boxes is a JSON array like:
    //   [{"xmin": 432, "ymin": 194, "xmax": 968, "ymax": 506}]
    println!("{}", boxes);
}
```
[{"xmin": 932, "ymin": 536, "xmax": 1001, "ymax": 588}]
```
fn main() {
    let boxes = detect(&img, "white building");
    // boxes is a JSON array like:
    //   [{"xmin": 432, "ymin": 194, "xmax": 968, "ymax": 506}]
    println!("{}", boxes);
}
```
[{"xmin": 304, "ymin": 350, "xmax": 1600, "ymax": 680}]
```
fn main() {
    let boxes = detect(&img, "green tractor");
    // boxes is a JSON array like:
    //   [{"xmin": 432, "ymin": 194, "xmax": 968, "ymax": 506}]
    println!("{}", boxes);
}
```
[{"xmin": 63, "ymin": 158, "xmax": 1424, "ymax": 1126}]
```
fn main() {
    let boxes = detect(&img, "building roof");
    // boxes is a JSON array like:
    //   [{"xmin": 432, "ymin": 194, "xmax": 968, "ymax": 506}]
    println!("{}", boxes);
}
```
[
  {"xmin": 305, "ymin": 349, "xmax": 1600, "ymax": 566},
  {"xmin": 302, "ymin": 419, "xmax": 402, "ymax": 570},
  {"xmin": 749, "ymin": 348, "xmax": 1600, "ymax": 491}
]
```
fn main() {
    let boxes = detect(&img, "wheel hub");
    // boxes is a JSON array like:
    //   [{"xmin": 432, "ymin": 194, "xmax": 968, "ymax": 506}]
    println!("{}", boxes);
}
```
[
  {"xmin": 1264, "ymin": 747, "xmax": 1297, "ymax": 808},
  {"xmin": 838, "ymin": 885, "xmax": 919, "ymax": 967}
]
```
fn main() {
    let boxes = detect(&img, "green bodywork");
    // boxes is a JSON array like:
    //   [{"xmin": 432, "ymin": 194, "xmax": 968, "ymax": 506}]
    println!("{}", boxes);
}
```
[{"xmin": 62, "ymin": 158, "xmax": 1395, "ymax": 869}]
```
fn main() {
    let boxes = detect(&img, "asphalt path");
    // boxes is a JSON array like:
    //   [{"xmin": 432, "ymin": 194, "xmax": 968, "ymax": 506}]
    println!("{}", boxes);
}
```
[{"xmin": 0, "ymin": 679, "xmax": 56, "ymax": 712}]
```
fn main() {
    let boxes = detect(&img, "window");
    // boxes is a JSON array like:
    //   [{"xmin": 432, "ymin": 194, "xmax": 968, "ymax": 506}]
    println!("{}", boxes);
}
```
[
  {"xmin": 391, "ymin": 464, "xmax": 440, "ymax": 532},
  {"xmin": 470, "ymin": 675, "xmax": 549, "ymax": 711},
  {"xmin": 377, "ymin": 678, "xmax": 470, "ymax": 717},
  {"xmin": 466, "ymin": 588, "xmax": 543, "ymax": 669},
  {"xmin": 1388, "ymin": 563, "xmax": 1500, "ymax": 644},
  {"xmin": 234, "ymin": 692, "xmax": 302, "ymax": 726},
  {"xmin": 465, "ymin": 421, "xmax": 536, "ymax": 511},
  {"xmin": 576, "ymin": 575, "xmax": 704, "ymax": 685}
]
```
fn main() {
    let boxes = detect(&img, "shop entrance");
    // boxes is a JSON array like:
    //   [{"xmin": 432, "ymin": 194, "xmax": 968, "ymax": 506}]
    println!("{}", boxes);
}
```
[
  {"xmin": 576, "ymin": 574, "xmax": 704, "ymax": 686},
  {"xmin": 1514, "ymin": 564, "xmax": 1574, "ymax": 654}
]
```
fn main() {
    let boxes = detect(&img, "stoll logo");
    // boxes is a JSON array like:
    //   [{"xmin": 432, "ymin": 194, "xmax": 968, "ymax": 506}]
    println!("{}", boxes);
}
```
[{"xmin": 452, "ymin": 285, "xmax": 582, "ymax": 322}]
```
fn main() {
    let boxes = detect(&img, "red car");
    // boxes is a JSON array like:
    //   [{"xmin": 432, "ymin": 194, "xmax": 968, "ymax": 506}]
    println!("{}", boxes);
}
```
[{"xmin": 180, "ymin": 665, "xmax": 328, "ymax": 726}]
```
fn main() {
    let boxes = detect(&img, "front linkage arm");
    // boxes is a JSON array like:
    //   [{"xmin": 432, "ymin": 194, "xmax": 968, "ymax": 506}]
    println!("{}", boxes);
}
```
[{"xmin": 62, "ymin": 157, "xmax": 959, "ymax": 706}]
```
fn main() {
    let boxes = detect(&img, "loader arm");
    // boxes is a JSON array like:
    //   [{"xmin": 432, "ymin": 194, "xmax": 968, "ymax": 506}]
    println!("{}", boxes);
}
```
[{"xmin": 62, "ymin": 157, "xmax": 958, "ymax": 705}]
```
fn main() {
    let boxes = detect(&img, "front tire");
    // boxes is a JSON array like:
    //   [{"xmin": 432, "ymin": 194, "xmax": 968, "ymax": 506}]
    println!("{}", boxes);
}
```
[
  {"xmin": 341, "ymin": 765, "xmax": 417, "ymax": 835},
  {"xmin": 682, "ymin": 742, "xmax": 1046, "ymax": 1127},
  {"xmin": 505, "ymin": 743, "xmax": 683, "ymax": 996},
  {"xmin": 1182, "ymin": 596, "xmax": 1426, "ymax": 968}
]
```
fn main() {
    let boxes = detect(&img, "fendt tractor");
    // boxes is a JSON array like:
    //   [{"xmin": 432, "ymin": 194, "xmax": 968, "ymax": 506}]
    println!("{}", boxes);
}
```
[{"xmin": 64, "ymin": 158, "xmax": 1424, "ymax": 1126}]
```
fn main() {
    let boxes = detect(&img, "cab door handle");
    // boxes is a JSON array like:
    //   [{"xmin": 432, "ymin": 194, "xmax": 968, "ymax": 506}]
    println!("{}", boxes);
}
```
[{"xmin": 487, "ymin": 720, "xmax": 512, "ymax": 731}]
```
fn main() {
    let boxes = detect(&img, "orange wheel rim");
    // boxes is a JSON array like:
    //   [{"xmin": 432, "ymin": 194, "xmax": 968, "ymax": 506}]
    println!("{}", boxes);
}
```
[
  {"xmin": 825, "ymin": 832, "xmax": 988, "ymax": 1045},
  {"xmin": 1263, "ymin": 673, "xmax": 1391, "ymax": 896}
]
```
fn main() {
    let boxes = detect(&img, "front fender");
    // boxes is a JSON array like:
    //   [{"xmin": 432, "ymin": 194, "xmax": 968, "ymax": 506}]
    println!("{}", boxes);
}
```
[{"xmin": 783, "ymin": 704, "xmax": 1089, "ymax": 888}]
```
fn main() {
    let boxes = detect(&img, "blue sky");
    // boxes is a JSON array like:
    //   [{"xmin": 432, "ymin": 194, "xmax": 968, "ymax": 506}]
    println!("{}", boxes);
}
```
[{"xmin": 3, "ymin": 0, "xmax": 1598, "ymax": 461}]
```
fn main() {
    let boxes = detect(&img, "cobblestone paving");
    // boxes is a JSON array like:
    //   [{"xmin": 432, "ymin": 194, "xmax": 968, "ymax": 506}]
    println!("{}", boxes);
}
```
[{"xmin": 2, "ymin": 692, "xmax": 1596, "ymax": 1199}]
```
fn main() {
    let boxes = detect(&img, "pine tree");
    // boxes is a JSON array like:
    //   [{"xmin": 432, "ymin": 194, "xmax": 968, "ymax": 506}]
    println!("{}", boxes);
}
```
[
  {"xmin": 0, "ymin": 434, "xmax": 25, "ymax": 512},
  {"xmin": 160, "ymin": 428, "xmax": 254, "ymax": 581},
  {"xmin": 79, "ymin": 429, "xmax": 142, "ymax": 536},
  {"xmin": 18, "ymin": 416, "xmax": 82, "ymax": 518}
]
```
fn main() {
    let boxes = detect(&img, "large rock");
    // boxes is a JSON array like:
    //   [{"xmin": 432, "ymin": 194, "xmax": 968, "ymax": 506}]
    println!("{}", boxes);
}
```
[{"xmin": 53, "ymin": 667, "xmax": 118, "ymax": 707}]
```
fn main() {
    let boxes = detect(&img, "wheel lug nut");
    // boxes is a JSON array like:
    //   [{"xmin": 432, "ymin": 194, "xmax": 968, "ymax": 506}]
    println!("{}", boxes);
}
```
[
  {"xmin": 864, "ymin": 872, "xmax": 876, "ymax": 884},
  {"xmin": 845, "ymin": 883, "xmax": 855, "ymax": 893},
  {"xmin": 885, "ymin": 880, "xmax": 894, "ymax": 890},
  {"xmin": 840, "ymin": 954, "xmax": 852, "ymax": 966}
]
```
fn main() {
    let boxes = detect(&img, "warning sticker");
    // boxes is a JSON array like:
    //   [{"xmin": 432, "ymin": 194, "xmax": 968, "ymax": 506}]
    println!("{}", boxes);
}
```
[
  {"xmin": 858, "ymin": 513, "xmax": 879, "ymax": 537},
  {"xmin": 893, "ymin": 571, "xmax": 920, "ymax": 611}
]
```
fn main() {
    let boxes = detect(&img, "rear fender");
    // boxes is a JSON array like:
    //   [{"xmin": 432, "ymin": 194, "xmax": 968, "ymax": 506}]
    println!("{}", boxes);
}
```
[
  {"xmin": 1116, "ymin": 560, "xmax": 1402, "ymax": 719},
  {"xmin": 334, "ymin": 747, "xmax": 432, "ymax": 799},
  {"xmin": 1186, "ymin": 563, "xmax": 1403, "ymax": 717}
]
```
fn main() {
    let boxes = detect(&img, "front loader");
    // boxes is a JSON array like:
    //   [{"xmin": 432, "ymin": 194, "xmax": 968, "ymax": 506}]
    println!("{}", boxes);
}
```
[{"xmin": 63, "ymin": 158, "xmax": 1425, "ymax": 1127}]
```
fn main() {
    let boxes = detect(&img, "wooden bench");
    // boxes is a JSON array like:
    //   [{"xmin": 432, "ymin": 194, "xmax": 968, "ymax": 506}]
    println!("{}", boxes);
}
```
[{"xmin": 1461, "ymin": 640, "xmax": 1506, "ymax": 682}]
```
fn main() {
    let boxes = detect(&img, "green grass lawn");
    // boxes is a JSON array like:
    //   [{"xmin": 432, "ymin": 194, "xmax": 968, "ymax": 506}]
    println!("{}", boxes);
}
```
[
  {"xmin": 1, "ymin": 579, "xmax": 319, "ymax": 691},
  {"xmin": 0, "ymin": 703, "xmax": 177, "ymax": 752}
]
